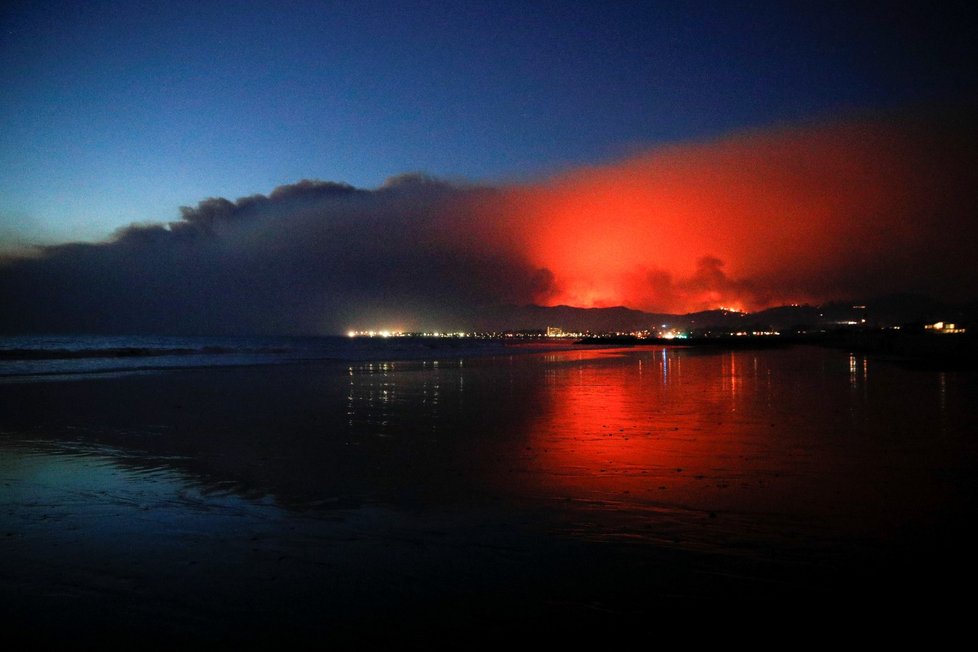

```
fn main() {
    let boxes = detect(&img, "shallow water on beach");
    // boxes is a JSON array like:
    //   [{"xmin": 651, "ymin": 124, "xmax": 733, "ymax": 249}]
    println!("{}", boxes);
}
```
[
  {"xmin": 0, "ymin": 333, "xmax": 554, "ymax": 379},
  {"xmin": 2, "ymin": 344, "xmax": 977, "ymax": 640}
]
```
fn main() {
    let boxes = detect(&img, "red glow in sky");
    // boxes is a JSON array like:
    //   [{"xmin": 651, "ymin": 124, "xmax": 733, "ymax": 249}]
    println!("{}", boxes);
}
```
[
  {"xmin": 497, "ymin": 112, "xmax": 977, "ymax": 313},
  {"xmin": 2, "ymin": 109, "xmax": 975, "ymax": 336}
]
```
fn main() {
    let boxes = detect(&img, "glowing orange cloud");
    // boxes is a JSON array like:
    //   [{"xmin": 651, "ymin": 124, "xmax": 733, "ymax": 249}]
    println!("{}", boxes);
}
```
[
  {"xmin": 4, "ymin": 109, "xmax": 973, "ymax": 336},
  {"xmin": 492, "ymin": 109, "xmax": 977, "ymax": 313}
]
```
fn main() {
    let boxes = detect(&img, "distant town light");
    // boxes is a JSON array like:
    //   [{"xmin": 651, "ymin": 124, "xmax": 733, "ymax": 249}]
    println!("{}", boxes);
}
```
[
  {"xmin": 347, "ymin": 329, "xmax": 406, "ymax": 338},
  {"xmin": 925, "ymin": 321, "xmax": 966, "ymax": 334}
]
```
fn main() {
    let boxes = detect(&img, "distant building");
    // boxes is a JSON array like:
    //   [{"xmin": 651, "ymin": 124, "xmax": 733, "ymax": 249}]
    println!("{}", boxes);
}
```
[{"xmin": 925, "ymin": 321, "xmax": 966, "ymax": 334}]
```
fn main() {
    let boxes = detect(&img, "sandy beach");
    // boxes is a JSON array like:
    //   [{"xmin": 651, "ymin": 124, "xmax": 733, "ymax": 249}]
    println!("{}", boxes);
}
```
[{"xmin": 3, "ymin": 345, "xmax": 977, "ymax": 643}]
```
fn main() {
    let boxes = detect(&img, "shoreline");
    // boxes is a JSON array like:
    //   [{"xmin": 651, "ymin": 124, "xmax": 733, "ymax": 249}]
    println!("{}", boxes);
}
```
[
  {"xmin": 0, "ymin": 337, "xmax": 600, "ymax": 383},
  {"xmin": 3, "ymin": 345, "xmax": 977, "ymax": 640}
]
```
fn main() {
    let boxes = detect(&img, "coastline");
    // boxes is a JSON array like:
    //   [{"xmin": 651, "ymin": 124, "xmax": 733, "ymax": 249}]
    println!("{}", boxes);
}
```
[
  {"xmin": 3, "ymin": 345, "xmax": 977, "ymax": 641},
  {"xmin": 0, "ymin": 335, "xmax": 592, "ymax": 382}
]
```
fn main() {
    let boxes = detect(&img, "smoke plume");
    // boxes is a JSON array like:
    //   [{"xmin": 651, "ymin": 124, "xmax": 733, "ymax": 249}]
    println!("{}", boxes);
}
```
[{"xmin": 2, "ymin": 107, "xmax": 976, "ymax": 334}]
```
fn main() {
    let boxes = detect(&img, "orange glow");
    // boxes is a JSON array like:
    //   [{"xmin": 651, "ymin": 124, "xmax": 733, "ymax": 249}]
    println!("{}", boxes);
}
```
[
  {"xmin": 494, "ymin": 113, "xmax": 977, "ymax": 313},
  {"xmin": 513, "ymin": 348, "xmax": 766, "ymax": 512}
]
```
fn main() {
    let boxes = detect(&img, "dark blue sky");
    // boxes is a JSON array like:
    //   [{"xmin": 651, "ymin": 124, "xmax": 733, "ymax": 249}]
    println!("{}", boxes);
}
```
[{"xmin": 2, "ymin": 1, "xmax": 974, "ymax": 242}]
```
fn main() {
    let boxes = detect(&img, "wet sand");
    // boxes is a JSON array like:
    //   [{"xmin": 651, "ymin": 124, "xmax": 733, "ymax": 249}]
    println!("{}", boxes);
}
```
[{"xmin": 2, "ymin": 346, "xmax": 978, "ymax": 642}]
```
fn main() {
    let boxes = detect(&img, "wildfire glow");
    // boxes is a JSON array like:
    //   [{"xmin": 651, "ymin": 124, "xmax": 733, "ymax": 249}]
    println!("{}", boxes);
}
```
[{"xmin": 490, "ymin": 112, "xmax": 976, "ymax": 314}]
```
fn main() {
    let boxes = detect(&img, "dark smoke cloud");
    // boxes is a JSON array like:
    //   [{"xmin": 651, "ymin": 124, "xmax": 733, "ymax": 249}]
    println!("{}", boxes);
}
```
[
  {"xmin": 0, "ymin": 175, "xmax": 555, "ymax": 334},
  {"xmin": 2, "ymin": 106, "xmax": 977, "ymax": 335}
]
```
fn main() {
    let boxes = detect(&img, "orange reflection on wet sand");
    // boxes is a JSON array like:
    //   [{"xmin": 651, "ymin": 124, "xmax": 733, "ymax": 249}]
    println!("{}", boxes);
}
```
[
  {"xmin": 521, "ymin": 348, "xmax": 764, "ymax": 513},
  {"xmin": 504, "ymin": 342, "xmax": 978, "ymax": 558}
]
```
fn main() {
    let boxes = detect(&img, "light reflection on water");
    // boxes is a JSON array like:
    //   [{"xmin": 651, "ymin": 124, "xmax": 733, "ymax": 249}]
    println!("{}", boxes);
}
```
[
  {"xmin": 2, "ymin": 344, "xmax": 977, "ymax": 633},
  {"xmin": 0, "ymin": 439, "xmax": 287, "ymax": 584},
  {"xmin": 496, "ymin": 348, "xmax": 973, "ymax": 562},
  {"xmin": 337, "ymin": 346, "xmax": 974, "ymax": 534},
  {"xmin": 3, "ymin": 346, "xmax": 974, "ymax": 517},
  {"xmin": 521, "ymin": 348, "xmax": 773, "ymax": 524}
]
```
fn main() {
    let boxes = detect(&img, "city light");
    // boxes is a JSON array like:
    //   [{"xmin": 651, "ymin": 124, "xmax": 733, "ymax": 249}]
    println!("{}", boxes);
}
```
[{"xmin": 925, "ymin": 321, "xmax": 966, "ymax": 334}]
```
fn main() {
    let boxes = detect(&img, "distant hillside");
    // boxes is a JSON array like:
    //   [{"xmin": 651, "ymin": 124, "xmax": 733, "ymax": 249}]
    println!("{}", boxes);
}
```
[
  {"xmin": 468, "ymin": 295, "xmax": 975, "ymax": 333},
  {"xmin": 471, "ymin": 304, "xmax": 671, "ymax": 333}
]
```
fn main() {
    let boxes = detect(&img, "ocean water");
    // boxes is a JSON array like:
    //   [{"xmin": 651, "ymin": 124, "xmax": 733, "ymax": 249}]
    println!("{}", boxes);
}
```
[
  {"xmin": 2, "ymin": 343, "xmax": 977, "ymax": 640},
  {"xmin": 0, "ymin": 333, "xmax": 543, "ymax": 379}
]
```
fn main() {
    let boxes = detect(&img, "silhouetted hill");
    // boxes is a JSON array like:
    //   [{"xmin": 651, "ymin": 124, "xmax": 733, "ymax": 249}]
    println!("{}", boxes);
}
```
[
  {"xmin": 472, "ymin": 304, "xmax": 671, "ymax": 333},
  {"xmin": 474, "ymin": 294, "xmax": 974, "ymax": 334}
]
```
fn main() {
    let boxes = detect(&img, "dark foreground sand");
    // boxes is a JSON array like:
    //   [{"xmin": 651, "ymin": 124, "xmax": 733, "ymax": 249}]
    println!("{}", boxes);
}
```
[{"xmin": 2, "ymin": 346, "xmax": 977, "ymax": 643}]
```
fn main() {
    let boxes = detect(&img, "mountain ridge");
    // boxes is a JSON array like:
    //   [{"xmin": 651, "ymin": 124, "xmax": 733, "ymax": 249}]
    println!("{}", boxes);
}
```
[{"xmin": 471, "ymin": 294, "xmax": 977, "ymax": 333}]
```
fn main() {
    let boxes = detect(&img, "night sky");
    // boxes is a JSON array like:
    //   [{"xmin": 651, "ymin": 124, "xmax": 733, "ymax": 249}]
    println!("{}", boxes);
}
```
[{"xmin": 1, "ymin": 1, "xmax": 976, "ymax": 333}]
